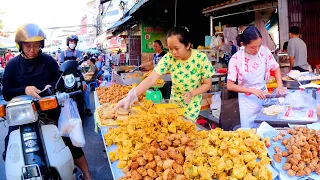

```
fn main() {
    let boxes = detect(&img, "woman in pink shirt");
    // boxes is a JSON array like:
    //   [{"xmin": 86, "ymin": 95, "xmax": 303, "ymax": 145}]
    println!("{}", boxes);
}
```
[{"xmin": 227, "ymin": 26, "xmax": 286, "ymax": 128}]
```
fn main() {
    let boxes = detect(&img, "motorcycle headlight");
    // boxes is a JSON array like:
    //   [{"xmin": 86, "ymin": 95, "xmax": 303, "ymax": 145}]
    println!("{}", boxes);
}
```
[
  {"xmin": 64, "ymin": 74, "xmax": 76, "ymax": 89},
  {"xmin": 6, "ymin": 103, "xmax": 37, "ymax": 126}
]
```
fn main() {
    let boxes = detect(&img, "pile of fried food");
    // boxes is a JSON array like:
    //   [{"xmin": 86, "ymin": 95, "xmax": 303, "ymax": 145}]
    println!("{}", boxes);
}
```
[
  {"xmin": 184, "ymin": 129, "xmax": 272, "ymax": 180},
  {"xmin": 105, "ymin": 108, "xmax": 197, "ymax": 167},
  {"xmin": 125, "ymin": 73, "xmax": 141, "ymax": 79},
  {"xmin": 96, "ymin": 84, "xmax": 145, "ymax": 104},
  {"xmin": 96, "ymin": 103, "xmax": 129, "ymax": 125},
  {"xmin": 272, "ymin": 126, "xmax": 320, "ymax": 177},
  {"xmin": 143, "ymin": 70, "xmax": 165, "ymax": 86},
  {"xmin": 119, "ymin": 132, "xmax": 195, "ymax": 180},
  {"xmin": 105, "ymin": 106, "xmax": 272, "ymax": 180}
]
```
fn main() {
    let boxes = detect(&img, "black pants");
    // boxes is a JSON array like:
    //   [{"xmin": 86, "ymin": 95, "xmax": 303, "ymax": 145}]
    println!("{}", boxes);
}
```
[{"xmin": 292, "ymin": 66, "xmax": 309, "ymax": 72}]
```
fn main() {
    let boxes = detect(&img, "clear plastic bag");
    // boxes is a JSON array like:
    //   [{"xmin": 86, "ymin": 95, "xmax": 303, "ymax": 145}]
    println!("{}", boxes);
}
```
[
  {"xmin": 58, "ymin": 98, "xmax": 86, "ymax": 147},
  {"xmin": 284, "ymin": 90, "xmax": 316, "ymax": 108}
]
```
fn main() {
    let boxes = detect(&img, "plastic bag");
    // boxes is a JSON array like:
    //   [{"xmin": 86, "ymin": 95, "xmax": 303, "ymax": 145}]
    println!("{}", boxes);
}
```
[
  {"xmin": 58, "ymin": 98, "xmax": 86, "ymax": 147},
  {"xmin": 210, "ymin": 92, "xmax": 221, "ymax": 110},
  {"xmin": 210, "ymin": 92, "xmax": 222, "ymax": 119},
  {"xmin": 284, "ymin": 90, "xmax": 316, "ymax": 108}
]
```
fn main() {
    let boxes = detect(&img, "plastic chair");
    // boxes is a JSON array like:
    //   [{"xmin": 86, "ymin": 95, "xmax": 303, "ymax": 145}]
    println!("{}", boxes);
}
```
[{"xmin": 87, "ymin": 80, "xmax": 98, "ymax": 91}]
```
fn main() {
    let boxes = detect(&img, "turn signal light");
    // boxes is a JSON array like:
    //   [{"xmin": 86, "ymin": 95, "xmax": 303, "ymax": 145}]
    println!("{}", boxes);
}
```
[
  {"xmin": 39, "ymin": 97, "xmax": 58, "ymax": 111},
  {"xmin": 0, "ymin": 105, "xmax": 5, "ymax": 117}
]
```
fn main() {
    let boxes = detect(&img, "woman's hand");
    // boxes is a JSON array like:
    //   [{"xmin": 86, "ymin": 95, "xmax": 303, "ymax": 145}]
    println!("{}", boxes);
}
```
[
  {"xmin": 251, "ymin": 89, "xmax": 268, "ymax": 99},
  {"xmin": 183, "ymin": 92, "xmax": 193, "ymax": 104},
  {"xmin": 276, "ymin": 86, "xmax": 287, "ymax": 95}
]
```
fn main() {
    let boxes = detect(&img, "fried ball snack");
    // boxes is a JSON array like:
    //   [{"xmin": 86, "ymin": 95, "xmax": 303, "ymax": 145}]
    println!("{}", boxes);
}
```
[
  {"xmin": 96, "ymin": 84, "xmax": 145, "ymax": 104},
  {"xmin": 276, "ymin": 126, "xmax": 320, "ymax": 177},
  {"xmin": 104, "ymin": 107, "xmax": 197, "ymax": 174},
  {"xmin": 119, "ymin": 133, "xmax": 194, "ymax": 180}
]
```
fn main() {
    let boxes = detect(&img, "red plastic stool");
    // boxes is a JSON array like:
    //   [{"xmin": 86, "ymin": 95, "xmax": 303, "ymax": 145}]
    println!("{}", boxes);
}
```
[{"xmin": 196, "ymin": 118, "xmax": 215, "ymax": 129}]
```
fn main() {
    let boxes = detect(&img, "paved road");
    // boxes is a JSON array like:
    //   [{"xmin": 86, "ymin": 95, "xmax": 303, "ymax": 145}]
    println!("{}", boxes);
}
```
[{"xmin": 0, "ymin": 93, "xmax": 113, "ymax": 180}]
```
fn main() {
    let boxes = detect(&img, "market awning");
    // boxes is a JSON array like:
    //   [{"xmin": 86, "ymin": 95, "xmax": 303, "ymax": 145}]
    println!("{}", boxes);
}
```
[
  {"xmin": 203, "ymin": 0, "xmax": 258, "ymax": 15},
  {"xmin": 127, "ymin": 0, "xmax": 151, "ymax": 15},
  {"xmin": 107, "ymin": 15, "xmax": 132, "ymax": 31}
]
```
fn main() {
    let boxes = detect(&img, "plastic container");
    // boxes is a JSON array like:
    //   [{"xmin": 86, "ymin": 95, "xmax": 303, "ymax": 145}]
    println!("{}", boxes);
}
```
[{"xmin": 317, "ymin": 88, "xmax": 320, "ymax": 117}]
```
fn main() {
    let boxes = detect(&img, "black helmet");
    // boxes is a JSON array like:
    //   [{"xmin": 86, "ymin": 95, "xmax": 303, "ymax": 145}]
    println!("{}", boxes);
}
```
[
  {"xmin": 15, "ymin": 23, "xmax": 46, "ymax": 52},
  {"xmin": 66, "ymin": 35, "xmax": 79, "ymax": 46}
]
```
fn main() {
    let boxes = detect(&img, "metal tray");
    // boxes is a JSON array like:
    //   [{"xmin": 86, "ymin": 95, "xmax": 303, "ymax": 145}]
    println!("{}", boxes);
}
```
[{"xmin": 282, "ymin": 79, "xmax": 310, "ymax": 89}]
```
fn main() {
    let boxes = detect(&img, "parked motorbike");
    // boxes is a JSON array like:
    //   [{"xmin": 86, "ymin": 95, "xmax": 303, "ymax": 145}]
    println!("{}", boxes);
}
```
[
  {"xmin": 2, "ymin": 90, "xmax": 82, "ymax": 180},
  {"xmin": 55, "ymin": 60, "xmax": 85, "ymax": 116}
]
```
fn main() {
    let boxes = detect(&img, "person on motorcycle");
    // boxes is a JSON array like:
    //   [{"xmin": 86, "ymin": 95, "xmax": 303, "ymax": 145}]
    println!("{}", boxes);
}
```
[
  {"xmin": 60, "ymin": 35, "xmax": 93, "ymax": 116},
  {"xmin": 2, "ymin": 24, "xmax": 93, "ymax": 180}
]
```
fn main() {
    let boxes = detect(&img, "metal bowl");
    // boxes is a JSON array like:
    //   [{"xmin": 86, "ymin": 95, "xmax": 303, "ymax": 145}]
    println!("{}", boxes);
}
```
[{"xmin": 282, "ymin": 79, "xmax": 310, "ymax": 89}]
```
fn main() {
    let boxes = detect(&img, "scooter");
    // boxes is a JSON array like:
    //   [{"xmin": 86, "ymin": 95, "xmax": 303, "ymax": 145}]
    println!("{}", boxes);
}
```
[
  {"xmin": 2, "ymin": 90, "xmax": 82, "ymax": 179},
  {"xmin": 55, "ymin": 60, "xmax": 85, "ymax": 116}
]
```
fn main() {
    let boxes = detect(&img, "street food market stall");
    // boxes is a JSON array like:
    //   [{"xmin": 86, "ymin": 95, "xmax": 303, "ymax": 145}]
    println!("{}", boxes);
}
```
[{"xmin": 93, "ymin": 68, "xmax": 320, "ymax": 180}]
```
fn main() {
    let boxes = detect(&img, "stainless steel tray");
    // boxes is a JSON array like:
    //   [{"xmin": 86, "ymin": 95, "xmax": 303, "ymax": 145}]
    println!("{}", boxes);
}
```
[{"xmin": 282, "ymin": 79, "xmax": 310, "ymax": 89}]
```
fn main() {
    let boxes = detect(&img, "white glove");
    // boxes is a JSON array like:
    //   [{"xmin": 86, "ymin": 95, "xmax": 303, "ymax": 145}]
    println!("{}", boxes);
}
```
[{"xmin": 114, "ymin": 87, "xmax": 138, "ymax": 110}]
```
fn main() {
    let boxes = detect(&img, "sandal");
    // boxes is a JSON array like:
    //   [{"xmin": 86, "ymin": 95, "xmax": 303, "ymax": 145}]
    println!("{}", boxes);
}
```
[{"xmin": 78, "ymin": 174, "xmax": 94, "ymax": 180}]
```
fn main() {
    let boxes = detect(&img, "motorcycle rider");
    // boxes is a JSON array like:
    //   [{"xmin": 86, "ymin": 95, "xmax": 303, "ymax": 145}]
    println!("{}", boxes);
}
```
[
  {"xmin": 60, "ymin": 35, "xmax": 93, "ymax": 116},
  {"xmin": 2, "ymin": 24, "xmax": 93, "ymax": 180}
]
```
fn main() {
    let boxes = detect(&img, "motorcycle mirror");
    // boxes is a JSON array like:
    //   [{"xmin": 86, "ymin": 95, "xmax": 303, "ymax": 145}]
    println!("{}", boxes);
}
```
[{"xmin": 59, "ymin": 60, "xmax": 79, "ymax": 73}]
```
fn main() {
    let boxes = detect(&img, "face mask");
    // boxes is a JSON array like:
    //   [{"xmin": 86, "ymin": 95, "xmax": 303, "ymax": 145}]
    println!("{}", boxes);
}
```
[{"xmin": 69, "ymin": 43, "xmax": 76, "ymax": 49}]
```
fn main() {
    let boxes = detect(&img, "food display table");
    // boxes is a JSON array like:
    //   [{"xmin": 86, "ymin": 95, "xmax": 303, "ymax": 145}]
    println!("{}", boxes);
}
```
[
  {"xmin": 255, "ymin": 110, "xmax": 319, "ymax": 126},
  {"xmin": 254, "ymin": 89, "xmax": 319, "ymax": 126}
]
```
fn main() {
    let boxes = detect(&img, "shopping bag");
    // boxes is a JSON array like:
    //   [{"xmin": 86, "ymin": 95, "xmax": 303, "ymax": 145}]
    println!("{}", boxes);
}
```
[{"xmin": 58, "ymin": 98, "xmax": 86, "ymax": 147}]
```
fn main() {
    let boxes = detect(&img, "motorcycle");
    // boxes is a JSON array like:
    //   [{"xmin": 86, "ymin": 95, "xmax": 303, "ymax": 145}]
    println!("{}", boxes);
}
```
[
  {"xmin": 55, "ymin": 60, "xmax": 85, "ymax": 116},
  {"xmin": 2, "ymin": 90, "xmax": 82, "ymax": 180}
]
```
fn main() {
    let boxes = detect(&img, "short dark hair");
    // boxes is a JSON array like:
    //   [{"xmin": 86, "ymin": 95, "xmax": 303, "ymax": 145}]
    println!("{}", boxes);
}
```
[
  {"xmin": 90, "ymin": 57, "xmax": 96, "ymax": 64},
  {"xmin": 153, "ymin": 40, "xmax": 163, "ymax": 49},
  {"xmin": 167, "ymin": 26, "xmax": 191, "ymax": 47},
  {"xmin": 283, "ymin": 41, "xmax": 288, "ymax": 51},
  {"xmin": 237, "ymin": 25, "xmax": 262, "ymax": 46},
  {"xmin": 229, "ymin": 41, "xmax": 233, "ymax": 44},
  {"xmin": 289, "ymin": 26, "xmax": 299, "ymax": 35}
]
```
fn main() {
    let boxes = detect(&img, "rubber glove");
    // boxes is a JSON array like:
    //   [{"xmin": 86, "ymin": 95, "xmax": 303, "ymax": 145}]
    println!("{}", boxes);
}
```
[{"xmin": 114, "ymin": 87, "xmax": 138, "ymax": 111}]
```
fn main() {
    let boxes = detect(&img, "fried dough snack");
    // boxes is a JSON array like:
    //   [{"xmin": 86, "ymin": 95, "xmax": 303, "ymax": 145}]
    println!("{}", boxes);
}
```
[
  {"xmin": 183, "ymin": 128, "xmax": 272, "ymax": 180},
  {"xmin": 277, "ymin": 126, "xmax": 320, "ymax": 177},
  {"xmin": 119, "ymin": 132, "xmax": 195, "ymax": 180},
  {"xmin": 96, "ymin": 84, "xmax": 145, "ymax": 104},
  {"xmin": 104, "ymin": 107, "xmax": 197, "ymax": 170},
  {"xmin": 96, "ymin": 103, "xmax": 130, "ymax": 125}
]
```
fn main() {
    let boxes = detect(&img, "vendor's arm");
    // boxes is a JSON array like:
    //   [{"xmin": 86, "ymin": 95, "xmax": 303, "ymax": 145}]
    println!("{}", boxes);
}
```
[
  {"xmin": 190, "ymin": 55, "xmax": 215, "ymax": 96},
  {"xmin": 115, "ymin": 54, "xmax": 170, "ymax": 110},
  {"xmin": 2, "ymin": 60, "xmax": 27, "ymax": 101},
  {"xmin": 184, "ymin": 53, "xmax": 215, "ymax": 103},
  {"xmin": 289, "ymin": 56, "xmax": 294, "ymax": 70},
  {"xmin": 274, "ymin": 67, "xmax": 283, "ymax": 87},
  {"xmin": 135, "ymin": 71, "xmax": 161, "ymax": 96},
  {"xmin": 287, "ymin": 40, "xmax": 294, "ymax": 70},
  {"xmin": 190, "ymin": 78, "xmax": 212, "ymax": 96}
]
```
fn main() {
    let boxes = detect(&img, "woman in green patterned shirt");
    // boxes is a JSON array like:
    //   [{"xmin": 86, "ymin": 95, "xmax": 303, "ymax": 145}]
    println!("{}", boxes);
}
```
[{"xmin": 115, "ymin": 26, "xmax": 215, "ymax": 121}]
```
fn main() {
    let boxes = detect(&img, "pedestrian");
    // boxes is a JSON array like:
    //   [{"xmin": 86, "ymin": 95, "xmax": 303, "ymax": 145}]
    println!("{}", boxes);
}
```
[{"xmin": 288, "ymin": 26, "xmax": 309, "ymax": 72}]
